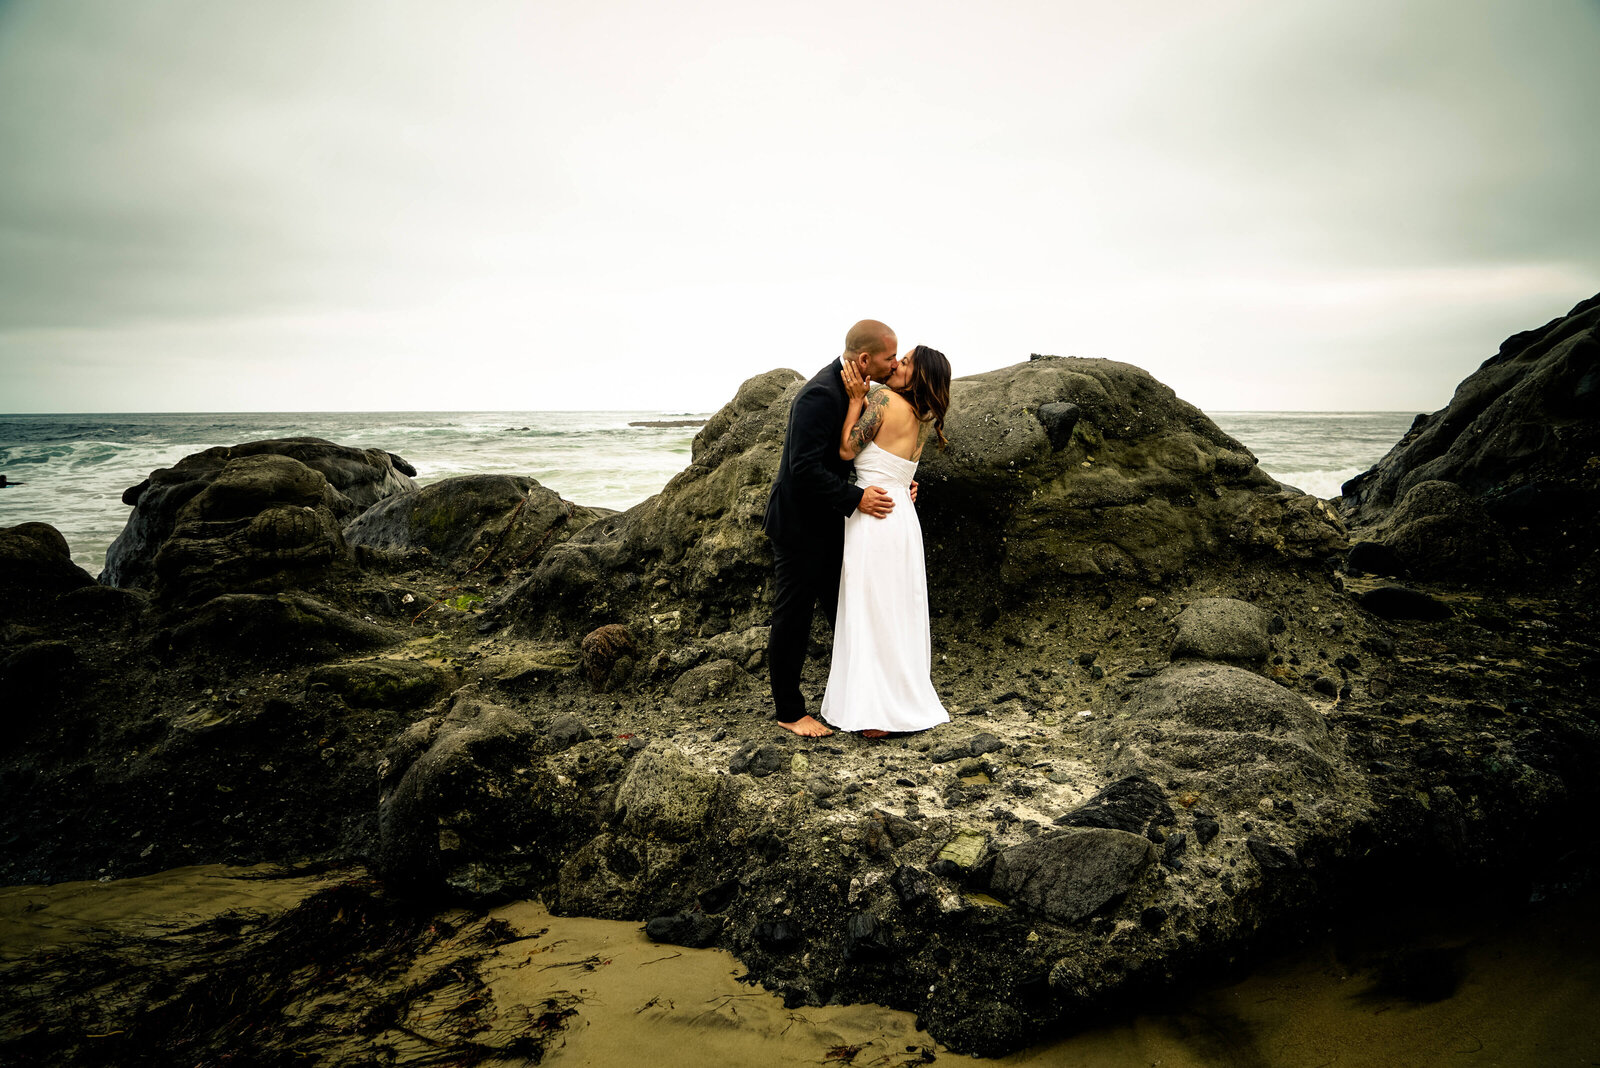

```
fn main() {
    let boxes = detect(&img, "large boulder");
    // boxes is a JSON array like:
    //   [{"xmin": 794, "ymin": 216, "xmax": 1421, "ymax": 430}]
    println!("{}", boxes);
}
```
[
  {"xmin": 343, "ymin": 474, "xmax": 611, "ymax": 576},
  {"xmin": 1341, "ymin": 293, "xmax": 1600, "ymax": 582},
  {"xmin": 375, "ymin": 689, "xmax": 583, "ymax": 899},
  {"xmin": 493, "ymin": 359, "xmax": 1346, "ymax": 643},
  {"xmin": 1087, "ymin": 661, "xmax": 1343, "ymax": 801},
  {"xmin": 103, "ymin": 438, "xmax": 417, "ymax": 594},
  {"xmin": 0, "ymin": 523, "xmax": 94, "ymax": 598}
]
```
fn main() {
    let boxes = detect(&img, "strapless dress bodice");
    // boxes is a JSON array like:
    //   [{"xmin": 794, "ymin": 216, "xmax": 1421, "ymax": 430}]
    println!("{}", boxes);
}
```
[{"xmin": 852, "ymin": 441, "xmax": 918, "ymax": 489}]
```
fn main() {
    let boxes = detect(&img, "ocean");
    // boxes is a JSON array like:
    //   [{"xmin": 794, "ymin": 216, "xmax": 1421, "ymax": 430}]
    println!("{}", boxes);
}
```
[{"xmin": 0, "ymin": 409, "xmax": 1417, "ymax": 577}]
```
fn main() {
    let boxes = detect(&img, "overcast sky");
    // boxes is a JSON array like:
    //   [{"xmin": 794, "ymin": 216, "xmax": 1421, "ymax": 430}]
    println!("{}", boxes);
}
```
[{"xmin": 1, "ymin": 0, "xmax": 1595, "ymax": 414}]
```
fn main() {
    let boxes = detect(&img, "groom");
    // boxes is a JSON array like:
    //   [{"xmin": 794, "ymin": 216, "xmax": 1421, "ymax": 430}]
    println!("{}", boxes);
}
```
[{"xmin": 763, "ymin": 319, "xmax": 901, "ymax": 737}]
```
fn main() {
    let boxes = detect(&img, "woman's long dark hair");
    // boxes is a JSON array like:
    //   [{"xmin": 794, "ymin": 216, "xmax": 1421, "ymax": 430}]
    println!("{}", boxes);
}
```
[{"xmin": 897, "ymin": 345, "xmax": 950, "ymax": 449}]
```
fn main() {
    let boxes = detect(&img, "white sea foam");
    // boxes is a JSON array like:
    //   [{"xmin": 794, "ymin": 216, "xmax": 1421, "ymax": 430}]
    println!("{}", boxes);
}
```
[{"xmin": 1263, "ymin": 467, "xmax": 1367, "ymax": 500}]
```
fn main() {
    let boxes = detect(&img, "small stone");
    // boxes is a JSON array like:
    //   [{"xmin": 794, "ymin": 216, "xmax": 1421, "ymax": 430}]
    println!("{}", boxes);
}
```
[{"xmin": 968, "ymin": 733, "xmax": 1005, "ymax": 756}]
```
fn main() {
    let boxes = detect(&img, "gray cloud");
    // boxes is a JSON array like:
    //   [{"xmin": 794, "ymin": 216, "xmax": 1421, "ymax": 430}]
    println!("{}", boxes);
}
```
[{"xmin": 0, "ymin": 0, "xmax": 1594, "ymax": 412}]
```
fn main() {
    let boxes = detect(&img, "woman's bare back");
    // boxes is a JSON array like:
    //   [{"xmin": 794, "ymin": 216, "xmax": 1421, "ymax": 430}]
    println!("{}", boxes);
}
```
[{"xmin": 871, "ymin": 387, "xmax": 925, "ymax": 461}]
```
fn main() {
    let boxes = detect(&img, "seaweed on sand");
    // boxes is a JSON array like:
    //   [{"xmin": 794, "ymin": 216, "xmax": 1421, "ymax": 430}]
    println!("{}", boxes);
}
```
[{"xmin": 0, "ymin": 875, "xmax": 575, "ymax": 1066}]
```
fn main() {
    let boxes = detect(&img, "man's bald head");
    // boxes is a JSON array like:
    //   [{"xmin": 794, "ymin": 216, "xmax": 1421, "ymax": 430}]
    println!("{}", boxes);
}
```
[
  {"xmin": 845, "ymin": 319, "xmax": 896, "ymax": 358},
  {"xmin": 844, "ymin": 319, "xmax": 899, "ymax": 383}
]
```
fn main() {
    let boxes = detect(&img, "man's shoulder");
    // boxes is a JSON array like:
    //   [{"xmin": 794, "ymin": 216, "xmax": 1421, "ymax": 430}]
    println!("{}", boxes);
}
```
[
  {"xmin": 801, "ymin": 358, "xmax": 841, "ymax": 387},
  {"xmin": 795, "ymin": 360, "xmax": 843, "ymax": 401}
]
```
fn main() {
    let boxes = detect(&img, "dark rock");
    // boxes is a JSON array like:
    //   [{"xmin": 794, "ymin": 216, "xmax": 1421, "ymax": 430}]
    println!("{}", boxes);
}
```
[
  {"xmin": 752, "ymin": 920, "xmax": 802, "ymax": 953},
  {"xmin": 1312, "ymin": 676, "xmax": 1339, "ymax": 698},
  {"xmin": 1034, "ymin": 402, "xmax": 1082, "ymax": 450},
  {"xmin": 376, "ymin": 690, "xmax": 574, "ymax": 899},
  {"xmin": 1376, "ymin": 481, "xmax": 1520, "ymax": 581},
  {"xmin": 1141, "ymin": 906, "xmax": 1169, "ymax": 931},
  {"xmin": 169, "ymin": 593, "xmax": 400, "ymax": 662},
  {"xmin": 928, "ymin": 858, "xmax": 963, "ymax": 879},
  {"xmin": 1245, "ymin": 837, "xmax": 1299, "ymax": 874},
  {"xmin": 345, "ymin": 474, "xmax": 610, "ymax": 576},
  {"xmin": 968, "ymin": 732, "xmax": 1005, "ymax": 756},
  {"xmin": 1162, "ymin": 832, "xmax": 1188, "ymax": 869},
  {"xmin": 990, "ymin": 827, "xmax": 1157, "ymax": 923},
  {"xmin": 1194, "ymin": 817, "xmax": 1221, "ymax": 845},
  {"xmin": 1347, "ymin": 540, "xmax": 1405, "ymax": 577},
  {"xmin": 930, "ymin": 744, "xmax": 969, "ymax": 764},
  {"xmin": 1340, "ymin": 292, "xmax": 1600, "ymax": 583},
  {"xmin": 645, "ymin": 912, "xmax": 723, "ymax": 948},
  {"xmin": 1169, "ymin": 597, "xmax": 1271, "ymax": 664},
  {"xmin": 844, "ymin": 912, "xmax": 889, "ymax": 960},
  {"xmin": 547, "ymin": 714, "xmax": 597, "ymax": 751},
  {"xmin": 105, "ymin": 441, "xmax": 417, "ymax": 600},
  {"xmin": 729, "ymin": 742, "xmax": 787, "ymax": 777},
  {"xmin": 0, "ymin": 523, "xmax": 95, "ymax": 598},
  {"xmin": 697, "ymin": 878, "xmax": 740, "ymax": 914},
  {"xmin": 924, "ymin": 1000, "xmax": 1031, "ymax": 1060},
  {"xmin": 889, "ymin": 865, "xmax": 934, "ymax": 907},
  {"xmin": 866, "ymin": 810, "xmax": 923, "ymax": 851},
  {"xmin": 1357, "ymin": 586, "xmax": 1453, "ymax": 621},
  {"xmin": 1054, "ymin": 775, "xmax": 1175, "ymax": 837},
  {"xmin": 0, "ymin": 640, "xmax": 80, "ymax": 706},
  {"xmin": 54, "ymin": 583, "xmax": 148, "ymax": 626}
]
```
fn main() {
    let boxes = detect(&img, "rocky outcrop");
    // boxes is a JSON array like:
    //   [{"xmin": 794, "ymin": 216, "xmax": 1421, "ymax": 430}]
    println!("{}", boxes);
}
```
[
  {"xmin": 1341, "ymin": 292, "xmax": 1600, "ymax": 582},
  {"xmin": 376, "ymin": 688, "xmax": 585, "ymax": 899},
  {"xmin": 494, "ymin": 358, "xmax": 1346, "ymax": 658},
  {"xmin": 103, "ymin": 439, "xmax": 418, "ymax": 600},
  {"xmin": 0, "ymin": 522, "xmax": 94, "ymax": 598},
  {"xmin": 343, "ymin": 474, "xmax": 610, "ymax": 577}
]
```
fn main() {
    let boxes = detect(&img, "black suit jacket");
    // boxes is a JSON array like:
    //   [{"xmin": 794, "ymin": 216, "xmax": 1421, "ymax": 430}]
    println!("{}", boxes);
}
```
[{"xmin": 763, "ymin": 358, "xmax": 864, "ymax": 550}]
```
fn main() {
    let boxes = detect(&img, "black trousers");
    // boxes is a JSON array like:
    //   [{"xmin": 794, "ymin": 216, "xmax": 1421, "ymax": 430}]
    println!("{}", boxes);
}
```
[{"xmin": 768, "ymin": 535, "xmax": 843, "ymax": 723}]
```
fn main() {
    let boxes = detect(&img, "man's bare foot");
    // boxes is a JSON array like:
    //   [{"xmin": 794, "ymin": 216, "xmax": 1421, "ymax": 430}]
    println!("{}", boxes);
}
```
[
  {"xmin": 777, "ymin": 715, "xmax": 833, "ymax": 738},
  {"xmin": 861, "ymin": 729, "xmax": 890, "ymax": 739}
]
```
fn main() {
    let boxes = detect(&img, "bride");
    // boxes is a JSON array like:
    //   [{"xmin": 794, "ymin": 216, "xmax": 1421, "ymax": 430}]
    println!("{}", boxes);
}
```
[{"xmin": 820, "ymin": 345, "xmax": 952, "ymax": 738}]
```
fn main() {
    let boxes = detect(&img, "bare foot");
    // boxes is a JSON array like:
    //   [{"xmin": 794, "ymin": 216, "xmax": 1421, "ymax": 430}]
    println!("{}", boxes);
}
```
[
  {"xmin": 777, "ymin": 715, "xmax": 833, "ymax": 738},
  {"xmin": 861, "ymin": 729, "xmax": 890, "ymax": 739}
]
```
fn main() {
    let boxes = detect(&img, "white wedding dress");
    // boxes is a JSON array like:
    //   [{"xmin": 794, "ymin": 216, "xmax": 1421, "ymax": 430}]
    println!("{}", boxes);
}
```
[{"xmin": 820, "ymin": 440, "xmax": 949, "ymax": 733}]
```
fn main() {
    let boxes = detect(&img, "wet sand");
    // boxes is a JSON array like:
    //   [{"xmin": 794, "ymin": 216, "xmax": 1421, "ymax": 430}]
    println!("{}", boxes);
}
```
[{"xmin": 3, "ymin": 865, "xmax": 1597, "ymax": 1066}]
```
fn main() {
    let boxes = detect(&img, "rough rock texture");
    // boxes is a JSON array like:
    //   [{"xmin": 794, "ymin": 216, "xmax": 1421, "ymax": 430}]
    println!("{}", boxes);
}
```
[
  {"xmin": 0, "ymin": 522, "xmax": 95, "ymax": 597},
  {"xmin": 376, "ymin": 688, "xmax": 584, "ymax": 899},
  {"xmin": 165, "ymin": 592, "xmax": 401, "ymax": 663},
  {"xmin": 343, "ymin": 474, "xmax": 609, "ymax": 576},
  {"xmin": 990, "ymin": 827, "xmax": 1158, "ymax": 923},
  {"xmin": 1341, "ymin": 292, "xmax": 1600, "ymax": 583},
  {"xmin": 493, "ymin": 359, "xmax": 1346, "ymax": 679},
  {"xmin": 1169, "ymin": 597, "xmax": 1271, "ymax": 664},
  {"xmin": 4, "ymin": 306, "xmax": 1599, "ymax": 1060},
  {"xmin": 1087, "ymin": 662, "xmax": 1341, "ymax": 796},
  {"xmin": 613, "ymin": 742, "xmax": 720, "ymax": 840},
  {"xmin": 103, "ymin": 440, "xmax": 418, "ymax": 602}
]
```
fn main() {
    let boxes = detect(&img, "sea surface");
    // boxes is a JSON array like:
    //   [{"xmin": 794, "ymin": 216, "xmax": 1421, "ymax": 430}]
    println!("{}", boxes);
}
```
[{"xmin": 0, "ymin": 409, "xmax": 1417, "ymax": 577}]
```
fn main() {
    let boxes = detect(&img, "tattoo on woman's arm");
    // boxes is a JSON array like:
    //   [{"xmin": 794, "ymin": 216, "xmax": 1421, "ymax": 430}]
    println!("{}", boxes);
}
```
[{"xmin": 847, "ymin": 391, "xmax": 890, "ymax": 454}]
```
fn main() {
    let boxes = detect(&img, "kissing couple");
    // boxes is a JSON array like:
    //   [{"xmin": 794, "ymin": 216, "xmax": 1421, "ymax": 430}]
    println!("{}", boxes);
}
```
[{"xmin": 763, "ymin": 319, "xmax": 953, "ymax": 739}]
